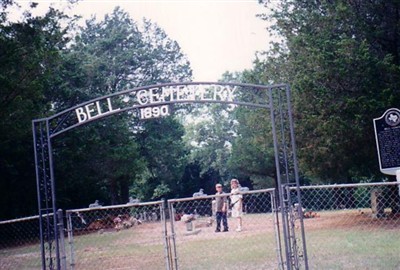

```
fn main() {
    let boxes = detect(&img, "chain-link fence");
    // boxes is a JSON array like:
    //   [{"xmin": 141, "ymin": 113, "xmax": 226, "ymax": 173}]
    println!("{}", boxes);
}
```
[
  {"xmin": 167, "ymin": 189, "xmax": 279, "ymax": 270},
  {"xmin": 65, "ymin": 201, "xmax": 167, "ymax": 270},
  {"xmin": 289, "ymin": 182, "xmax": 400, "ymax": 270},
  {"xmin": 1, "ymin": 182, "xmax": 400, "ymax": 270},
  {"xmin": 0, "ymin": 215, "xmax": 43, "ymax": 269}
]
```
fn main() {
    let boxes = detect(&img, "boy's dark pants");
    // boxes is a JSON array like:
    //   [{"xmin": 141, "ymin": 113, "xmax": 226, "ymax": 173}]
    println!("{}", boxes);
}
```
[{"xmin": 216, "ymin": 211, "xmax": 228, "ymax": 231}]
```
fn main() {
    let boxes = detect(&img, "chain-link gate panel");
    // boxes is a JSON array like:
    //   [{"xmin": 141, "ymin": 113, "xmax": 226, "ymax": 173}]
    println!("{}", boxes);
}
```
[
  {"xmin": 65, "ymin": 201, "xmax": 168, "ymax": 270},
  {"xmin": 167, "ymin": 189, "xmax": 280, "ymax": 270}
]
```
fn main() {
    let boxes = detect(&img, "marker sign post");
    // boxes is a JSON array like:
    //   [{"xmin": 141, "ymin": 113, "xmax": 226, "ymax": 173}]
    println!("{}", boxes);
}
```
[{"xmin": 373, "ymin": 108, "xmax": 400, "ymax": 175}]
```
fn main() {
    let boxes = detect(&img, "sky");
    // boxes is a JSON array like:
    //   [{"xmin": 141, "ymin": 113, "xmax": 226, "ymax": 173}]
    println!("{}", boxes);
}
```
[{"xmin": 12, "ymin": 0, "xmax": 271, "ymax": 81}]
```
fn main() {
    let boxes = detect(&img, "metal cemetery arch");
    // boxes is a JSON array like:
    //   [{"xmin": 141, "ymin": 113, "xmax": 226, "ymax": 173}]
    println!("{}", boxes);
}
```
[{"xmin": 32, "ymin": 82, "xmax": 308, "ymax": 270}]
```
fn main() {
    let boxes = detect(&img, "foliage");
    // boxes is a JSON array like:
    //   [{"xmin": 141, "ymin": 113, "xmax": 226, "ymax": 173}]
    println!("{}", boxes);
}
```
[
  {"xmin": 4, "ymin": 0, "xmax": 400, "ymax": 220},
  {"xmin": 54, "ymin": 7, "xmax": 193, "ymax": 205},
  {"xmin": 183, "ymin": 104, "xmax": 236, "ymax": 187},
  {"xmin": 0, "ymin": 4, "xmax": 192, "ymax": 218},
  {"xmin": 134, "ymin": 117, "xmax": 189, "ymax": 200},
  {"xmin": 216, "ymin": 72, "xmax": 278, "ymax": 189},
  {"xmin": 228, "ymin": 106, "xmax": 276, "ymax": 189},
  {"xmin": 0, "ymin": 6, "xmax": 73, "ymax": 219},
  {"xmin": 257, "ymin": 0, "xmax": 400, "ymax": 183},
  {"xmin": 53, "ymin": 117, "xmax": 147, "ymax": 207}
]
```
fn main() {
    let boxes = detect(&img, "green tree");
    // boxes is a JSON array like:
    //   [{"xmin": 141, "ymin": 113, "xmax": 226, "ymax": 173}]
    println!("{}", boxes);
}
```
[
  {"xmin": 61, "ymin": 7, "xmax": 191, "ymax": 103},
  {"xmin": 228, "ymin": 106, "xmax": 276, "ymax": 189},
  {"xmin": 258, "ymin": 0, "xmax": 400, "ymax": 183},
  {"xmin": 134, "ymin": 117, "xmax": 189, "ymax": 200},
  {"xmin": 53, "ymin": 117, "xmax": 147, "ymax": 207},
  {"xmin": 0, "ymin": 6, "xmax": 74, "ymax": 219},
  {"xmin": 53, "ymin": 7, "xmax": 192, "ymax": 206},
  {"xmin": 182, "ymin": 102, "xmax": 238, "ymax": 191},
  {"xmin": 211, "ymin": 72, "xmax": 278, "ymax": 189}
]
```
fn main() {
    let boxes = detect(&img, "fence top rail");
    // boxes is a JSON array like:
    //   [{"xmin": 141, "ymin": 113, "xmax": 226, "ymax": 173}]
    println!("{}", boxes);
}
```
[
  {"xmin": 0, "ymin": 213, "xmax": 55, "ymax": 225},
  {"xmin": 167, "ymin": 188, "xmax": 275, "ymax": 203},
  {"xmin": 65, "ymin": 200, "xmax": 163, "ymax": 214},
  {"xmin": 290, "ymin": 181, "xmax": 400, "ymax": 191}
]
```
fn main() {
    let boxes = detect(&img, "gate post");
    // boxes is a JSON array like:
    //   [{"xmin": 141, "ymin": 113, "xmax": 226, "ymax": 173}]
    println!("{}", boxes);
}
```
[
  {"xmin": 269, "ymin": 89, "xmax": 293, "ymax": 270},
  {"xmin": 161, "ymin": 200, "xmax": 172, "ymax": 270},
  {"xmin": 285, "ymin": 185, "xmax": 301, "ymax": 269},
  {"xmin": 271, "ymin": 190, "xmax": 284, "ymax": 269},
  {"xmin": 66, "ymin": 211, "xmax": 75, "ymax": 270},
  {"xmin": 167, "ymin": 200, "xmax": 179, "ymax": 270},
  {"xmin": 268, "ymin": 86, "xmax": 309, "ymax": 269},
  {"xmin": 57, "ymin": 210, "xmax": 67, "ymax": 270},
  {"xmin": 33, "ymin": 120, "xmax": 60, "ymax": 269},
  {"xmin": 285, "ymin": 85, "xmax": 309, "ymax": 270}
]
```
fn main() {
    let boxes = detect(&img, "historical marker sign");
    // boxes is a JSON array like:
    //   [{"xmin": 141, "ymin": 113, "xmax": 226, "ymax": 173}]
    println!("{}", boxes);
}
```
[{"xmin": 373, "ymin": 108, "xmax": 400, "ymax": 175}]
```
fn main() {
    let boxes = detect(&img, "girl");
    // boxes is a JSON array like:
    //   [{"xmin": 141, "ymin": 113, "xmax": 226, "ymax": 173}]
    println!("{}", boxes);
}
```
[{"xmin": 230, "ymin": 179, "xmax": 243, "ymax": 232}]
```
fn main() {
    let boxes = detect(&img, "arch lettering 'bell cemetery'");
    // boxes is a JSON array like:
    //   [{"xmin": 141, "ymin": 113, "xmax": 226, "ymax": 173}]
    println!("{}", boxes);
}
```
[
  {"xmin": 43, "ymin": 82, "xmax": 272, "ymax": 138},
  {"xmin": 75, "ymin": 84, "xmax": 237, "ymax": 123}
]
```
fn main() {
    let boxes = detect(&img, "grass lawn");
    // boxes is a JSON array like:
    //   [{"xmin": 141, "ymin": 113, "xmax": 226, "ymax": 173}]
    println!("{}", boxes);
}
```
[{"xmin": 1, "ymin": 211, "xmax": 399, "ymax": 269}]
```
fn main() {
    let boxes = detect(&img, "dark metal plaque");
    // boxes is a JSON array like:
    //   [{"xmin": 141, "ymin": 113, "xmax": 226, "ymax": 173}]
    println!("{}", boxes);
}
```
[{"xmin": 373, "ymin": 108, "xmax": 400, "ymax": 175}]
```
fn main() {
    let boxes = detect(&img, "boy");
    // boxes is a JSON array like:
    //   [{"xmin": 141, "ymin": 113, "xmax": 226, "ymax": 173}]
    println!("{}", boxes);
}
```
[{"xmin": 215, "ymin": 183, "xmax": 228, "ymax": 232}]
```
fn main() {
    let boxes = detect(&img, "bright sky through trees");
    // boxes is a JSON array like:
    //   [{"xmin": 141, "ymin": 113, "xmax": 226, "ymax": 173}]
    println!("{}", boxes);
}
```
[{"xmin": 13, "ymin": 0, "xmax": 270, "ymax": 81}]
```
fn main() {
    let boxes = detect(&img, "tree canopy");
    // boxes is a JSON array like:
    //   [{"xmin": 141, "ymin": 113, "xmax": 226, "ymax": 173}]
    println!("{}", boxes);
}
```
[
  {"xmin": 1, "ymin": 1, "xmax": 400, "ymax": 220},
  {"xmin": 0, "ymin": 4, "xmax": 193, "ymax": 219},
  {"xmin": 247, "ymin": 0, "xmax": 400, "ymax": 183}
]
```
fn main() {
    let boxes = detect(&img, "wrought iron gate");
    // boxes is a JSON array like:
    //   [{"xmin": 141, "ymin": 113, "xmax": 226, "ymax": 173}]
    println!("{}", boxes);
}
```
[{"xmin": 32, "ymin": 82, "xmax": 308, "ymax": 269}]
